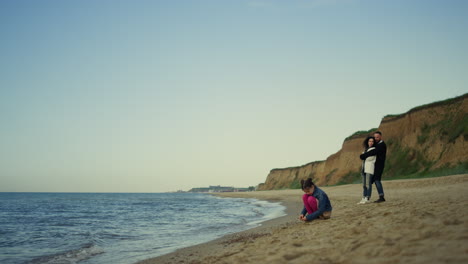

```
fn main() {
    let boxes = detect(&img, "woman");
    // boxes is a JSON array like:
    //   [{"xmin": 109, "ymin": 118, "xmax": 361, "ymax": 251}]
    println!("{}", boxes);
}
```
[
  {"xmin": 299, "ymin": 178, "xmax": 332, "ymax": 221},
  {"xmin": 358, "ymin": 136, "xmax": 376, "ymax": 204}
]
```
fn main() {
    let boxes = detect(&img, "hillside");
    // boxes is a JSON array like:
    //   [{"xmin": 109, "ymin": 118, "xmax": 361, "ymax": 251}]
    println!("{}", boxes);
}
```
[{"xmin": 258, "ymin": 93, "xmax": 468, "ymax": 190}]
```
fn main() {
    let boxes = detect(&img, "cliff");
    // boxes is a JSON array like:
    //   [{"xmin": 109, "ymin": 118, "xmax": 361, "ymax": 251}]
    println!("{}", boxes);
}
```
[{"xmin": 258, "ymin": 93, "xmax": 468, "ymax": 190}]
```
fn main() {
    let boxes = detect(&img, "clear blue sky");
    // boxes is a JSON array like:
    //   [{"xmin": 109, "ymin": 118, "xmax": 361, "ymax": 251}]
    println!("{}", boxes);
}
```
[{"xmin": 1, "ymin": 0, "xmax": 467, "ymax": 192}]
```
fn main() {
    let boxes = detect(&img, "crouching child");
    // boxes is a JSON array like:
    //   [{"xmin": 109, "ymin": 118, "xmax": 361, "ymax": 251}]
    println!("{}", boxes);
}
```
[{"xmin": 299, "ymin": 178, "xmax": 333, "ymax": 222}]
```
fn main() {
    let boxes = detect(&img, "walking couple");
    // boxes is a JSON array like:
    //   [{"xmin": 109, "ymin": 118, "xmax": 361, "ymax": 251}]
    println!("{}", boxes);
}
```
[{"xmin": 358, "ymin": 131, "xmax": 387, "ymax": 204}]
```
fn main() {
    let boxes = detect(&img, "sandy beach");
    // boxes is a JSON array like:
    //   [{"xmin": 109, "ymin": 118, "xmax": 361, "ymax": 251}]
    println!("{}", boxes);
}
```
[{"xmin": 138, "ymin": 174, "xmax": 468, "ymax": 264}]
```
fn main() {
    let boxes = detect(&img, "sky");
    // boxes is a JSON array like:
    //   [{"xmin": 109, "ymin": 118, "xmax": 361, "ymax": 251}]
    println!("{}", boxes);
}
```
[{"xmin": 0, "ymin": 0, "xmax": 467, "ymax": 193}]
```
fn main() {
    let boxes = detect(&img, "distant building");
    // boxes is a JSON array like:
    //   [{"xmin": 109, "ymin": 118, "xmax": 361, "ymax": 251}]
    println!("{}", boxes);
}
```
[
  {"xmin": 208, "ymin": 185, "xmax": 234, "ymax": 192},
  {"xmin": 189, "ymin": 185, "xmax": 254, "ymax": 193},
  {"xmin": 189, "ymin": 187, "xmax": 211, "ymax": 193}
]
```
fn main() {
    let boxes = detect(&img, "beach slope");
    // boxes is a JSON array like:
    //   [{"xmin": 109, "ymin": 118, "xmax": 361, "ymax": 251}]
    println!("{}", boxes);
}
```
[{"xmin": 138, "ymin": 174, "xmax": 468, "ymax": 264}]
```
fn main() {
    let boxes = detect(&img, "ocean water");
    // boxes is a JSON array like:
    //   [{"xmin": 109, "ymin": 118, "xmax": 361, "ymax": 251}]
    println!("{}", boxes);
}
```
[{"xmin": 0, "ymin": 192, "xmax": 285, "ymax": 264}]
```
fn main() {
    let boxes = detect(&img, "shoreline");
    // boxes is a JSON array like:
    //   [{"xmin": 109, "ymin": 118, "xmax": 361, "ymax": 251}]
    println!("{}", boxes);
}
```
[
  {"xmin": 137, "ymin": 174, "xmax": 468, "ymax": 264},
  {"xmin": 136, "ymin": 190, "xmax": 303, "ymax": 264}
]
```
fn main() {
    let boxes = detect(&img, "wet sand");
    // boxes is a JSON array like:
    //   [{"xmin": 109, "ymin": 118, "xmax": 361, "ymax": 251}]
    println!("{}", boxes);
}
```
[{"xmin": 137, "ymin": 174, "xmax": 468, "ymax": 264}]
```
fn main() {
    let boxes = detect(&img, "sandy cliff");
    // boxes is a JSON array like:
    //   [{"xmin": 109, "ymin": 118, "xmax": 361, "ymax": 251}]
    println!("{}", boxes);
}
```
[{"xmin": 258, "ymin": 93, "xmax": 468, "ymax": 190}]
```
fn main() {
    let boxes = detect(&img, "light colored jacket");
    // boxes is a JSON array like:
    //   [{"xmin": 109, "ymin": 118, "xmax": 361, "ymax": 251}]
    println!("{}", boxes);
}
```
[{"xmin": 362, "ymin": 147, "xmax": 376, "ymax": 174}]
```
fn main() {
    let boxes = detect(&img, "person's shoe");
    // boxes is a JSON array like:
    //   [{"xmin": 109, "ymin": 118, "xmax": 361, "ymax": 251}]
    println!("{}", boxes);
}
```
[
  {"xmin": 374, "ymin": 196, "xmax": 386, "ymax": 203},
  {"xmin": 358, "ymin": 197, "xmax": 370, "ymax": 204},
  {"xmin": 357, "ymin": 197, "xmax": 366, "ymax": 204}
]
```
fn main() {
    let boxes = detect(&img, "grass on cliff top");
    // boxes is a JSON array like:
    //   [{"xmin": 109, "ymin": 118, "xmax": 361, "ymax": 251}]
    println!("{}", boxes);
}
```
[
  {"xmin": 344, "ymin": 128, "xmax": 378, "ymax": 141},
  {"xmin": 384, "ymin": 92, "xmax": 467, "ymax": 119}
]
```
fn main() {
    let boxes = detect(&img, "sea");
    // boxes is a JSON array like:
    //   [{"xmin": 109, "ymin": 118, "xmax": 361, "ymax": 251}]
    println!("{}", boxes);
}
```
[{"xmin": 0, "ymin": 192, "xmax": 285, "ymax": 264}]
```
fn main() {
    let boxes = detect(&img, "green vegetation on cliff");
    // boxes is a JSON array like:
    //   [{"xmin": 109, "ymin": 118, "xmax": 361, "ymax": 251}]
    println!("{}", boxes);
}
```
[
  {"xmin": 384, "ymin": 93, "xmax": 467, "ymax": 120},
  {"xmin": 333, "ymin": 125, "xmax": 468, "ymax": 186},
  {"xmin": 344, "ymin": 128, "xmax": 378, "ymax": 141},
  {"xmin": 267, "ymin": 93, "xmax": 468, "ymax": 189},
  {"xmin": 333, "ymin": 162, "xmax": 468, "ymax": 186}
]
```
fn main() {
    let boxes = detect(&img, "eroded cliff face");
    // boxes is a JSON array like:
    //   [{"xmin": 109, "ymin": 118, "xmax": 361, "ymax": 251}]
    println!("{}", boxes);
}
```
[{"xmin": 258, "ymin": 94, "xmax": 468, "ymax": 190}]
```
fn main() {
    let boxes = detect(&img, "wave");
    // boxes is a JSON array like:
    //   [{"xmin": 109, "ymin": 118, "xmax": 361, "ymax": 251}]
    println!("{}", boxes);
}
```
[
  {"xmin": 3, "ymin": 193, "xmax": 286, "ymax": 264},
  {"xmin": 25, "ymin": 243, "xmax": 104, "ymax": 264},
  {"xmin": 246, "ymin": 200, "xmax": 286, "ymax": 226}
]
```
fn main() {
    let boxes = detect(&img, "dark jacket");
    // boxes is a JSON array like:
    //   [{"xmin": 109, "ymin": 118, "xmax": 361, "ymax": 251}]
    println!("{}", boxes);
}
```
[
  {"xmin": 360, "ymin": 140, "xmax": 387, "ymax": 181},
  {"xmin": 300, "ymin": 186, "xmax": 333, "ymax": 221}
]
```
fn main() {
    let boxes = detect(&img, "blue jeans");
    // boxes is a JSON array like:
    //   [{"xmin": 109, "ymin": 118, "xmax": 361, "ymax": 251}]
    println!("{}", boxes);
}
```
[
  {"xmin": 374, "ymin": 180, "xmax": 384, "ymax": 196},
  {"xmin": 361, "ymin": 172, "xmax": 373, "ymax": 198}
]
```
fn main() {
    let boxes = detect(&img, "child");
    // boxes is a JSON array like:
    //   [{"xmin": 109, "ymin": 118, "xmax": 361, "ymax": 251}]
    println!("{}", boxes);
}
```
[{"xmin": 299, "ymin": 178, "xmax": 333, "ymax": 222}]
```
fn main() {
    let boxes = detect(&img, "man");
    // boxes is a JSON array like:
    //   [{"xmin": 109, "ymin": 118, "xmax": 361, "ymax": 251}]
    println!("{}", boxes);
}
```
[{"xmin": 360, "ymin": 131, "xmax": 387, "ymax": 203}]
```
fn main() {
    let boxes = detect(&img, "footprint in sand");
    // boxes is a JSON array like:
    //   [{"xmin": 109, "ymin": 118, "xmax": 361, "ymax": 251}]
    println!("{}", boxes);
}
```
[
  {"xmin": 443, "ymin": 219, "xmax": 462, "ymax": 225},
  {"xmin": 283, "ymin": 253, "xmax": 302, "ymax": 261}
]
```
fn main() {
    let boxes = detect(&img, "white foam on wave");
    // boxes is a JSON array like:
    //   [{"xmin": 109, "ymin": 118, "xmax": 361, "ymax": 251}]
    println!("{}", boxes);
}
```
[
  {"xmin": 245, "ymin": 199, "xmax": 287, "ymax": 226},
  {"xmin": 28, "ymin": 244, "xmax": 105, "ymax": 264}
]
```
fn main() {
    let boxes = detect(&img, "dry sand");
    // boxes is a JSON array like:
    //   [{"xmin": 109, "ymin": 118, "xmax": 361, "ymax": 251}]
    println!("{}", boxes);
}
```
[{"xmin": 138, "ymin": 174, "xmax": 468, "ymax": 264}]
